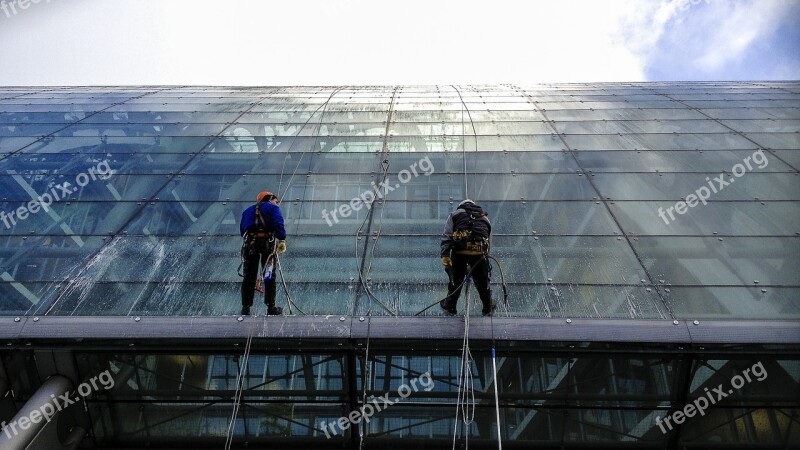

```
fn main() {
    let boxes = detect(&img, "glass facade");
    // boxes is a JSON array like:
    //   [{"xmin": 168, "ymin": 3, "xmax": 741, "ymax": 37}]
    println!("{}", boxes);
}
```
[
  {"xmin": 0, "ymin": 84, "xmax": 798, "ymax": 448},
  {"xmin": 1, "ymin": 84, "xmax": 797, "ymax": 320}
]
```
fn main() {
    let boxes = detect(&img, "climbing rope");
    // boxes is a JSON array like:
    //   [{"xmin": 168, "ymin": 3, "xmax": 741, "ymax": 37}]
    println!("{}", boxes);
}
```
[
  {"xmin": 452, "ymin": 278, "xmax": 477, "ymax": 450},
  {"xmin": 224, "ymin": 327, "xmax": 254, "ymax": 450}
]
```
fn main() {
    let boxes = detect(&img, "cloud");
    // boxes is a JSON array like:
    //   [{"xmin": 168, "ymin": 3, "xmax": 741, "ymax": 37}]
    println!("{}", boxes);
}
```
[
  {"xmin": 692, "ymin": 0, "xmax": 796, "ymax": 72},
  {"xmin": 613, "ymin": 0, "xmax": 800, "ymax": 80}
]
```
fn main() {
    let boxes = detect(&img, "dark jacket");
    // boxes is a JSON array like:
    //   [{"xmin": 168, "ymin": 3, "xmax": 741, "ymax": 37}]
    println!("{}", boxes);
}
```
[
  {"xmin": 240, "ymin": 201, "xmax": 286, "ymax": 240},
  {"xmin": 441, "ymin": 203, "xmax": 491, "ymax": 257}
]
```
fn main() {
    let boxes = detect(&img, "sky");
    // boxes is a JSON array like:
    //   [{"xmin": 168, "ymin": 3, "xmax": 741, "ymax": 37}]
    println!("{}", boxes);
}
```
[{"xmin": 0, "ymin": 0, "xmax": 798, "ymax": 86}]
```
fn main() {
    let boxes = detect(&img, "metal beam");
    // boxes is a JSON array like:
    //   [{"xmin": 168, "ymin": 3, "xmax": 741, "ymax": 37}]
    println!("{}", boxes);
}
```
[
  {"xmin": 4, "ymin": 316, "xmax": 799, "ymax": 344},
  {"xmin": 0, "ymin": 374, "xmax": 85, "ymax": 450}
]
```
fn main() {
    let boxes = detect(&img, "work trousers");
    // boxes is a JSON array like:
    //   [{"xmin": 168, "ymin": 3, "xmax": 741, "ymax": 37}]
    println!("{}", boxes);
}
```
[
  {"xmin": 444, "ymin": 253, "xmax": 492, "ymax": 311},
  {"xmin": 241, "ymin": 236, "xmax": 277, "ymax": 308}
]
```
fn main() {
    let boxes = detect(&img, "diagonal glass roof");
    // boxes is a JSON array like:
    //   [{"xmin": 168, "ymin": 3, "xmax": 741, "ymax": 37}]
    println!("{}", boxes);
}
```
[{"xmin": 0, "ymin": 83, "xmax": 797, "ymax": 319}]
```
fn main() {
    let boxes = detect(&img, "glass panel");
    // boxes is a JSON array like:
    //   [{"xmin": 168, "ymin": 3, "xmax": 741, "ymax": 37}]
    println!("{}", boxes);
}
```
[
  {"xmin": 720, "ymin": 119, "xmax": 800, "ymax": 133},
  {"xmin": 237, "ymin": 111, "xmax": 388, "ymax": 123},
  {"xmin": 700, "ymin": 107, "xmax": 800, "ymax": 120},
  {"xmin": 609, "ymin": 201, "xmax": 799, "ymax": 236},
  {"xmin": 81, "ymin": 111, "xmax": 239, "ymax": 123},
  {"xmin": 0, "ymin": 124, "xmax": 65, "ymax": 137},
  {"xmin": 157, "ymin": 173, "xmax": 597, "ymax": 201},
  {"xmin": 0, "ymin": 112, "xmax": 84, "ymax": 124},
  {"xmin": 631, "ymin": 237, "xmax": 799, "ymax": 286},
  {"xmin": 0, "ymin": 173, "xmax": 169, "ymax": 201},
  {"xmin": 0, "ymin": 137, "xmax": 39, "ymax": 152},
  {"xmin": 772, "ymin": 150, "xmax": 800, "ymax": 170},
  {"xmin": 679, "ymin": 408, "xmax": 799, "ymax": 446},
  {"xmin": 574, "ymin": 150, "xmax": 795, "ymax": 172},
  {"xmin": 666, "ymin": 287, "xmax": 799, "ymax": 319},
  {"xmin": 546, "ymin": 108, "xmax": 706, "ymax": 121},
  {"xmin": 683, "ymin": 100, "xmax": 800, "ymax": 108},
  {"xmin": 393, "ymin": 110, "xmax": 545, "ymax": 122},
  {"xmin": 16, "ymin": 136, "xmax": 211, "ymax": 154},
  {"xmin": 0, "ymin": 104, "xmax": 112, "ymax": 113},
  {"xmin": 591, "ymin": 173, "xmax": 800, "ymax": 200},
  {"xmin": 563, "ymin": 133, "xmax": 754, "ymax": 151},
  {"xmin": 387, "ymin": 135, "xmax": 565, "ymax": 152},
  {"xmin": 555, "ymin": 120, "xmax": 730, "ymax": 134},
  {"xmin": 56, "ymin": 122, "xmax": 228, "ymax": 136},
  {"xmin": 0, "ymin": 152, "xmax": 192, "ymax": 175},
  {"xmin": 0, "ymin": 201, "xmax": 141, "ymax": 236},
  {"xmin": 745, "ymin": 132, "xmax": 800, "ymax": 149},
  {"xmin": 206, "ymin": 136, "xmax": 385, "ymax": 153}
]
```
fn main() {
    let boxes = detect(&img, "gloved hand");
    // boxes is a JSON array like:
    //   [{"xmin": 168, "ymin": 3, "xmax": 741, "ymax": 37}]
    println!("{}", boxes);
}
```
[
  {"xmin": 277, "ymin": 240, "xmax": 287, "ymax": 254},
  {"xmin": 441, "ymin": 256, "xmax": 452, "ymax": 266}
]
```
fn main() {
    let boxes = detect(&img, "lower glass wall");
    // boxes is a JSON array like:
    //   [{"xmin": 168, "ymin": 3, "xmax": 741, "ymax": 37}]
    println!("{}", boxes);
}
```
[{"xmin": 12, "ymin": 347, "xmax": 782, "ymax": 448}]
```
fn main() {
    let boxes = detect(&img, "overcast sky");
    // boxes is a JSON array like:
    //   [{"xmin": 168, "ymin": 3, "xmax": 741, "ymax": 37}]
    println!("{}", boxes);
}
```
[{"xmin": 0, "ymin": 0, "xmax": 798, "ymax": 86}]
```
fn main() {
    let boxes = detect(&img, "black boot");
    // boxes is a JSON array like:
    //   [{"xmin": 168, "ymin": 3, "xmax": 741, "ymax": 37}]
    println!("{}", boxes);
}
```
[
  {"xmin": 267, "ymin": 305, "xmax": 283, "ymax": 315},
  {"xmin": 241, "ymin": 305, "xmax": 250, "ymax": 316},
  {"xmin": 440, "ymin": 299, "xmax": 457, "ymax": 315}
]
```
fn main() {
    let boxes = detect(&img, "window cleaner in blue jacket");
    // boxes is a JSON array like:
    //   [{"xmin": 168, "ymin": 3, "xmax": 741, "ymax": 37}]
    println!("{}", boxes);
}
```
[{"xmin": 240, "ymin": 191, "xmax": 287, "ymax": 316}]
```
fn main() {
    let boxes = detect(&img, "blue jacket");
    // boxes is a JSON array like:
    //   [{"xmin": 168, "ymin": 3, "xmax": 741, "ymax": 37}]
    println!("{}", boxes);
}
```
[{"xmin": 240, "ymin": 202, "xmax": 286, "ymax": 240}]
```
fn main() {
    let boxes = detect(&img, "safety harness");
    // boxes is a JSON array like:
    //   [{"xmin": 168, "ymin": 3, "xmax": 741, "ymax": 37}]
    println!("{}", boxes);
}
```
[
  {"xmin": 238, "ymin": 201, "xmax": 276, "ymax": 279},
  {"xmin": 244, "ymin": 201, "xmax": 275, "ymax": 252}
]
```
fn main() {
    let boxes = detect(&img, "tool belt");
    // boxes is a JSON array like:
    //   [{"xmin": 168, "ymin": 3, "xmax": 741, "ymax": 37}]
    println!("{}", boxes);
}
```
[
  {"xmin": 451, "ymin": 230, "xmax": 489, "ymax": 256},
  {"xmin": 243, "ymin": 230, "xmax": 275, "ymax": 257}
]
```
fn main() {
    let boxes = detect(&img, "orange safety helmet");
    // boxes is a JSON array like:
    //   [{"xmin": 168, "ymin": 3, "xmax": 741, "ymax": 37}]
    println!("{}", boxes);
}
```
[{"xmin": 256, "ymin": 191, "xmax": 279, "ymax": 203}]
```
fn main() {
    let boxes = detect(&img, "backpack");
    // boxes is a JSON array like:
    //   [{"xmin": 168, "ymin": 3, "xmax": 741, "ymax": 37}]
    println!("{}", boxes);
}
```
[{"xmin": 452, "ymin": 203, "xmax": 490, "ymax": 255}]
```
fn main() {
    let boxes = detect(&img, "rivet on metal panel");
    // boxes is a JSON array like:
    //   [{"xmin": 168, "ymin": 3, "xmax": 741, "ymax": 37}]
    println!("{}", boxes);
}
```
[
  {"xmin": 693, "ymin": 320, "xmax": 700, "ymax": 325},
  {"xmin": 134, "ymin": 317, "xmax": 141, "ymax": 322},
  {"xmin": 566, "ymin": 319, "xmax": 572, "ymax": 324},
  {"xmin": 340, "ymin": 317, "xmax": 346, "ymax": 322},
  {"xmin": 673, "ymin": 320, "xmax": 679, "ymax": 325},
  {"xmin": 33, "ymin": 317, "xmax": 39, "ymax": 322},
  {"xmin": 13, "ymin": 317, "xmax": 20, "ymax": 323},
  {"xmin": 359, "ymin": 317, "xmax": 365, "ymax": 322}
]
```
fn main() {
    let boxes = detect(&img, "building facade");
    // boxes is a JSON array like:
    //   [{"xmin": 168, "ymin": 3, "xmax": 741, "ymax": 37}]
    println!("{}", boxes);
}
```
[{"xmin": 0, "ymin": 83, "xmax": 798, "ymax": 448}]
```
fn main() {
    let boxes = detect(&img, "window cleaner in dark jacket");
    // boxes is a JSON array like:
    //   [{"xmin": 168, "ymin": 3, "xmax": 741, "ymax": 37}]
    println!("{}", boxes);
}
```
[
  {"xmin": 440, "ymin": 199, "xmax": 496, "ymax": 316},
  {"xmin": 240, "ymin": 191, "xmax": 287, "ymax": 316}
]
